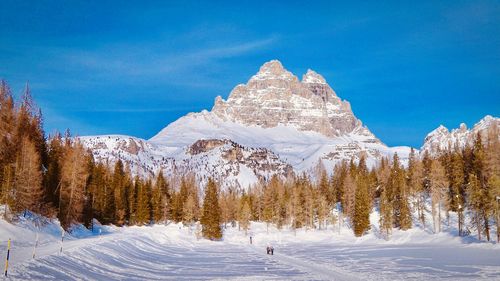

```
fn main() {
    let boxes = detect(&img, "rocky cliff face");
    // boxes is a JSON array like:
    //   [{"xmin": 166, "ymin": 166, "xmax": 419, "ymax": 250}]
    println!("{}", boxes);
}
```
[
  {"xmin": 420, "ymin": 115, "xmax": 500, "ymax": 155},
  {"xmin": 212, "ymin": 60, "xmax": 366, "ymax": 138}
]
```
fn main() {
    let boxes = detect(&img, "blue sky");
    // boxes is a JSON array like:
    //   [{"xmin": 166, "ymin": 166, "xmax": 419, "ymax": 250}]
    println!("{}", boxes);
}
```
[{"xmin": 1, "ymin": 1, "xmax": 499, "ymax": 147}]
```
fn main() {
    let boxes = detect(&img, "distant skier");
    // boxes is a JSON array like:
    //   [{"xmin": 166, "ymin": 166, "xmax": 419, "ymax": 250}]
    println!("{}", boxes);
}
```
[
  {"xmin": 250, "ymin": 236, "xmax": 252, "ymax": 244},
  {"xmin": 266, "ymin": 245, "xmax": 274, "ymax": 255}
]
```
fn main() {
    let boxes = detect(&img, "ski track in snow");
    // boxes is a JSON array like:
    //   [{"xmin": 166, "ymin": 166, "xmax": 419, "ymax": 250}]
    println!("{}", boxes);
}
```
[
  {"xmin": 6, "ymin": 227, "xmax": 310, "ymax": 280},
  {"xmin": 245, "ymin": 243, "xmax": 359, "ymax": 281},
  {"xmin": 3, "ymin": 221, "xmax": 500, "ymax": 281}
]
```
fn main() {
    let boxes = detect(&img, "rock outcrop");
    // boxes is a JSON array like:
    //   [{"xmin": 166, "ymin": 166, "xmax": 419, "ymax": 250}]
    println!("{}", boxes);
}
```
[
  {"xmin": 211, "ymin": 60, "xmax": 366, "ymax": 138},
  {"xmin": 421, "ymin": 115, "xmax": 500, "ymax": 155}
]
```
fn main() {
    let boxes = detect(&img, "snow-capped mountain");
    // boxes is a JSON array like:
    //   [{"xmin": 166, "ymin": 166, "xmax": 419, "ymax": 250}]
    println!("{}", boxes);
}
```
[
  {"xmin": 421, "ymin": 115, "xmax": 500, "ymax": 155},
  {"xmin": 80, "ymin": 60, "xmax": 413, "ymax": 189}
]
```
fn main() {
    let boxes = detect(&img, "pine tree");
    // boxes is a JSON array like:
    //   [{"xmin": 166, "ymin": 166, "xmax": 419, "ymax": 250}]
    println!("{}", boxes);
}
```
[
  {"xmin": 238, "ymin": 199, "xmax": 251, "ymax": 235},
  {"xmin": 103, "ymin": 167, "xmax": 115, "ymax": 224},
  {"xmin": 468, "ymin": 173, "xmax": 485, "ymax": 240},
  {"xmin": 485, "ymin": 123, "xmax": 500, "ymax": 242},
  {"xmin": 127, "ymin": 172, "xmax": 138, "ymax": 225},
  {"xmin": 262, "ymin": 175, "xmax": 280, "ymax": 230},
  {"xmin": 14, "ymin": 137, "xmax": 44, "ymax": 215},
  {"xmin": 449, "ymin": 148, "xmax": 466, "ymax": 235},
  {"xmin": 155, "ymin": 171, "xmax": 171, "ymax": 221},
  {"xmin": 45, "ymin": 134, "xmax": 63, "ymax": 209},
  {"xmin": 390, "ymin": 153, "xmax": 412, "ymax": 230},
  {"xmin": 112, "ymin": 160, "xmax": 128, "ymax": 225},
  {"xmin": 151, "ymin": 181, "xmax": 164, "ymax": 223},
  {"xmin": 219, "ymin": 190, "xmax": 230, "ymax": 228},
  {"xmin": 0, "ymin": 81, "xmax": 16, "ymax": 206},
  {"xmin": 59, "ymin": 141, "xmax": 89, "ymax": 229},
  {"xmin": 291, "ymin": 177, "xmax": 306, "ymax": 230},
  {"xmin": 353, "ymin": 157, "xmax": 370, "ymax": 236},
  {"xmin": 200, "ymin": 178, "xmax": 222, "ymax": 240},
  {"xmin": 407, "ymin": 148, "xmax": 426, "ymax": 228},
  {"xmin": 135, "ymin": 178, "xmax": 151, "ymax": 225},
  {"xmin": 332, "ymin": 161, "xmax": 347, "ymax": 207},
  {"xmin": 469, "ymin": 133, "xmax": 492, "ymax": 240},
  {"xmin": 430, "ymin": 159, "xmax": 448, "ymax": 233},
  {"xmin": 379, "ymin": 187, "xmax": 393, "ymax": 239},
  {"xmin": 182, "ymin": 194, "xmax": 197, "ymax": 226},
  {"xmin": 342, "ymin": 170, "xmax": 356, "ymax": 220},
  {"xmin": 488, "ymin": 174, "xmax": 500, "ymax": 242},
  {"xmin": 316, "ymin": 194, "xmax": 329, "ymax": 230},
  {"xmin": 87, "ymin": 162, "xmax": 107, "ymax": 223},
  {"xmin": 318, "ymin": 169, "xmax": 332, "ymax": 205}
]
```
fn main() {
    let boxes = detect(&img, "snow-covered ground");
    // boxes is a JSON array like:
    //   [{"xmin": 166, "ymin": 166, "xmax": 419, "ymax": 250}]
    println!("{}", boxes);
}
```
[{"xmin": 1, "ymin": 212, "xmax": 499, "ymax": 281}]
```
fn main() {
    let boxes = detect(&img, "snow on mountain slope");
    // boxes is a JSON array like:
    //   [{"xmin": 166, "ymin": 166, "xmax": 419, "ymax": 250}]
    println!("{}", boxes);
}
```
[
  {"xmin": 150, "ymin": 60, "xmax": 411, "ymax": 172},
  {"xmin": 81, "ymin": 60, "xmax": 414, "ymax": 188},
  {"xmin": 421, "ymin": 115, "xmax": 500, "ymax": 155},
  {"xmin": 79, "ymin": 135, "xmax": 292, "ymax": 189}
]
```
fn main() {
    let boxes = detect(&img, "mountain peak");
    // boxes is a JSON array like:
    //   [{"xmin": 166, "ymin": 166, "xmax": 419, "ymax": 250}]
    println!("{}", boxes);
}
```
[
  {"xmin": 302, "ymin": 69, "xmax": 326, "ymax": 84},
  {"xmin": 260, "ymin": 59, "xmax": 284, "ymax": 72},
  {"xmin": 251, "ymin": 59, "xmax": 295, "ymax": 81},
  {"xmin": 425, "ymin": 125, "xmax": 449, "ymax": 139}
]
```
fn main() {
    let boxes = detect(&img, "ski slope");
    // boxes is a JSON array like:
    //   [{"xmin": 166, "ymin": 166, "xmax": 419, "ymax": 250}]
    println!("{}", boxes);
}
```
[{"xmin": 2, "ymin": 214, "xmax": 500, "ymax": 281}]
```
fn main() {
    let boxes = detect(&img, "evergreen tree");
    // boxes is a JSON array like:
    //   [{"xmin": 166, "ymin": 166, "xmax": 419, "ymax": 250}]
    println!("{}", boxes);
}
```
[
  {"xmin": 468, "ymin": 173, "xmax": 485, "ymax": 240},
  {"xmin": 183, "ymin": 194, "xmax": 197, "ymax": 226},
  {"xmin": 390, "ymin": 153, "xmax": 412, "ymax": 230},
  {"xmin": 112, "ymin": 160, "xmax": 128, "ymax": 225},
  {"xmin": 238, "ymin": 199, "xmax": 251, "ymax": 235},
  {"xmin": 103, "ymin": 167, "xmax": 115, "ymax": 224},
  {"xmin": 14, "ymin": 137, "xmax": 44, "ymax": 215},
  {"xmin": 318, "ymin": 169, "xmax": 332, "ymax": 205},
  {"xmin": 430, "ymin": 159, "xmax": 448, "ymax": 233},
  {"xmin": 0, "ymin": 81, "xmax": 16, "ymax": 207},
  {"xmin": 135, "ymin": 178, "xmax": 152, "ymax": 225},
  {"xmin": 151, "ymin": 181, "xmax": 164, "ymax": 223},
  {"xmin": 291, "ymin": 177, "xmax": 306, "ymax": 230},
  {"xmin": 379, "ymin": 187, "xmax": 393, "ymax": 239},
  {"xmin": 87, "ymin": 162, "xmax": 107, "ymax": 223},
  {"xmin": 353, "ymin": 156, "xmax": 370, "ymax": 236},
  {"xmin": 316, "ymin": 194, "xmax": 329, "ymax": 230},
  {"xmin": 200, "ymin": 178, "xmax": 222, "ymax": 240},
  {"xmin": 342, "ymin": 170, "xmax": 356, "ymax": 219},
  {"xmin": 407, "ymin": 148, "xmax": 426, "ymax": 228},
  {"xmin": 127, "ymin": 172, "xmax": 138, "ymax": 225},
  {"xmin": 156, "ymin": 171, "xmax": 171, "ymax": 221},
  {"xmin": 469, "ymin": 133, "xmax": 492, "ymax": 240},
  {"xmin": 59, "ymin": 142, "xmax": 89, "ymax": 229},
  {"xmin": 45, "ymin": 134, "xmax": 63, "ymax": 209}
]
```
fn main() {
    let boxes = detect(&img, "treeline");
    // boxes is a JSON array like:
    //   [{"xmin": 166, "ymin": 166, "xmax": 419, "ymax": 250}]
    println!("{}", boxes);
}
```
[
  {"xmin": 229, "ymin": 126, "xmax": 500, "ymax": 241},
  {"xmin": 1, "ymin": 81, "xmax": 499, "ymax": 242}
]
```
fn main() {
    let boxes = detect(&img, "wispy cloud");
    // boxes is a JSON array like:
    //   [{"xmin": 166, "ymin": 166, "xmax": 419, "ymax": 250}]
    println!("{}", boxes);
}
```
[
  {"xmin": 53, "ymin": 35, "xmax": 278, "ymax": 85},
  {"xmin": 73, "ymin": 106, "xmax": 204, "ymax": 113}
]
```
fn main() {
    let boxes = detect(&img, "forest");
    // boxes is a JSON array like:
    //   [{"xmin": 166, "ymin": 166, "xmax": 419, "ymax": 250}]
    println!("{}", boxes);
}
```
[{"xmin": 1, "ymin": 81, "xmax": 499, "ymax": 241}]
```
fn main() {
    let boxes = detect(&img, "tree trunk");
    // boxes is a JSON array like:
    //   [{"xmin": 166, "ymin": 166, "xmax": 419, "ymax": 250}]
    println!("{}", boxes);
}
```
[
  {"xmin": 432, "ymin": 202, "xmax": 437, "ymax": 233},
  {"xmin": 476, "ymin": 213, "xmax": 482, "ymax": 241},
  {"xmin": 484, "ymin": 215, "xmax": 490, "ymax": 241},
  {"xmin": 497, "ymin": 220, "xmax": 499, "ymax": 243},
  {"xmin": 438, "ymin": 201, "xmax": 442, "ymax": 233},
  {"xmin": 458, "ymin": 210, "xmax": 463, "ymax": 236}
]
